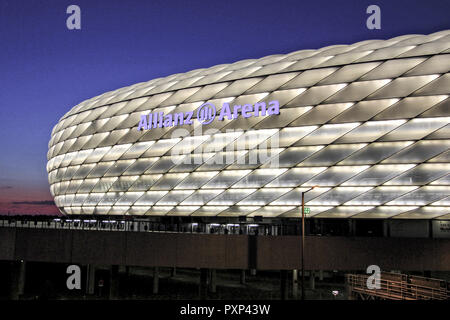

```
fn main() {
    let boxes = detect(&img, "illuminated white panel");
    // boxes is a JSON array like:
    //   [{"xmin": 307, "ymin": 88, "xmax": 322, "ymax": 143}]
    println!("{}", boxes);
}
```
[
  {"xmin": 98, "ymin": 192, "xmax": 124, "ymax": 206},
  {"xmin": 270, "ymin": 187, "xmax": 330, "ymax": 205},
  {"xmin": 228, "ymin": 148, "xmax": 284, "ymax": 169},
  {"xmin": 145, "ymin": 155, "xmax": 185, "ymax": 173},
  {"xmin": 330, "ymin": 99, "xmax": 400, "ymax": 123},
  {"xmin": 237, "ymin": 188, "xmax": 292, "ymax": 205},
  {"xmin": 196, "ymin": 151, "xmax": 248, "ymax": 171},
  {"xmin": 142, "ymin": 138, "xmax": 181, "ymax": 157},
  {"xmin": 65, "ymin": 180, "xmax": 83, "ymax": 194},
  {"xmin": 308, "ymin": 187, "xmax": 373, "ymax": 205},
  {"xmin": 255, "ymin": 106, "xmax": 311, "ymax": 129},
  {"xmin": 81, "ymin": 206, "xmax": 96, "ymax": 215},
  {"xmin": 288, "ymin": 83, "xmax": 348, "ymax": 106},
  {"xmin": 120, "ymin": 141, "xmax": 155, "ymax": 159},
  {"xmin": 300, "ymin": 144, "xmax": 366, "ymax": 166},
  {"xmin": 151, "ymin": 173, "xmax": 189, "ymax": 190},
  {"xmin": 430, "ymin": 197, "xmax": 450, "ymax": 206},
  {"xmin": 267, "ymin": 167, "xmax": 327, "ymax": 187},
  {"xmin": 304, "ymin": 166, "xmax": 369, "ymax": 186},
  {"xmin": 217, "ymin": 206, "xmax": 261, "ymax": 217},
  {"xmin": 336, "ymin": 120, "xmax": 406, "ymax": 143},
  {"xmin": 84, "ymin": 193, "xmax": 106, "ymax": 205},
  {"xmin": 104, "ymin": 160, "xmax": 135, "ymax": 177},
  {"xmin": 277, "ymin": 126, "xmax": 318, "ymax": 147},
  {"xmin": 339, "ymin": 141, "xmax": 414, "ymax": 165},
  {"xmin": 373, "ymin": 95, "xmax": 448, "ymax": 120},
  {"xmin": 315, "ymin": 206, "xmax": 373, "ymax": 218},
  {"xmin": 169, "ymin": 153, "xmax": 216, "ymax": 173},
  {"xmin": 430, "ymin": 175, "xmax": 450, "ymax": 185},
  {"xmin": 128, "ymin": 174, "xmax": 162, "ymax": 191},
  {"xmin": 93, "ymin": 206, "xmax": 113, "ymax": 215},
  {"xmin": 128, "ymin": 206, "xmax": 150, "ymax": 215},
  {"xmin": 203, "ymin": 170, "xmax": 252, "ymax": 188},
  {"xmin": 146, "ymin": 206, "xmax": 174, "ymax": 215},
  {"xmin": 280, "ymin": 206, "xmax": 334, "ymax": 218},
  {"xmin": 382, "ymin": 140, "xmax": 450, "ymax": 163},
  {"xmin": 295, "ymin": 123, "xmax": 360, "ymax": 146},
  {"xmin": 72, "ymin": 164, "xmax": 96, "ymax": 179},
  {"xmin": 109, "ymin": 176, "xmax": 140, "ymax": 192},
  {"xmin": 380, "ymin": 117, "xmax": 450, "ymax": 141},
  {"xmin": 70, "ymin": 149, "xmax": 94, "ymax": 166},
  {"xmin": 343, "ymin": 164, "xmax": 416, "ymax": 186},
  {"xmin": 123, "ymin": 158, "xmax": 159, "ymax": 175},
  {"xmin": 393, "ymin": 207, "xmax": 450, "ymax": 219},
  {"xmin": 230, "ymin": 129, "xmax": 279, "ymax": 151},
  {"xmin": 175, "ymin": 171, "xmax": 219, "ymax": 189},
  {"xmin": 101, "ymin": 144, "xmax": 132, "ymax": 161},
  {"xmin": 353, "ymin": 206, "xmax": 417, "ymax": 219},
  {"xmin": 197, "ymin": 132, "xmax": 243, "ymax": 153},
  {"xmin": 59, "ymin": 151, "xmax": 78, "ymax": 167},
  {"xmin": 180, "ymin": 190, "xmax": 224, "ymax": 205},
  {"xmin": 289, "ymin": 103, "xmax": 352, "ymax": 127},
  {"xmin": 77, "ymin": 178, "xmax": 100, "ymax": 193},
  {"xmin": 233, "ymin": 168, "xmax": 288, "ymax": 188},
  {"xmin": 171, "ymin": 135, "xmax": 211, "ymax": 155},
  {"xmin": 385, "ymin": 163, "xmax": 450, "ymax": 185},
  {"xmin": 72, "ymin": 193, "xmax": 89, "ymax": 206},
  {"xmin": 191, "ymin": 206, "xmax": 229, "ymax": 216},
  {"xmin": 247, "ymin": 206, "xmax": 295, "ymax": 217},
  {"xmin": 167, "ymin": 206, "xmax": 201, "ymax": 216},
  {"xmin": 386, "ymin": 186, "xmax": 449, "ymax": 205},
  {"xmin": 266, "ymin": 146, "xmax": 324, "ymax": 168},
  {"xmin": 345, "ymin": 186, "xmax": 418, "ymax": 205},
  {"xmin": 208, "ymin": 189, "xmax": 257, "ymax": 205},
  {"xmin": 84, "ymin": 147, "xmax": 112, "ymax": 163},
  {"xmin": 115, "ymin": 192, "xmax": 145, "ymax": 205},
  {"xmin": 134, "ymin": 191, "xmax": 168, "ymax": 205}
]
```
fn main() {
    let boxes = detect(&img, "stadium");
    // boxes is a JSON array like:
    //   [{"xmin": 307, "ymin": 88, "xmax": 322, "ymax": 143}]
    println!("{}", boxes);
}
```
[{"xmin": 46, "ymin": 30, "xmax": 450, "ymax": 236}]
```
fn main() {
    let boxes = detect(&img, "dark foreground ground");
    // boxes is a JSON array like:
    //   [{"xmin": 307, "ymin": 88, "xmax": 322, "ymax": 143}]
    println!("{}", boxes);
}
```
[
  {"xmin": 0, "ymin": 262, "xmax": 349, "ymax": 300},
  {"xmin": 2, "ymin": 262, "xmax": 448, "ymax": 300}
]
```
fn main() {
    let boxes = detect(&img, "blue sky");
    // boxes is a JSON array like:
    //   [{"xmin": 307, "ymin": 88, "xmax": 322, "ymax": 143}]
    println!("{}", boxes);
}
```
[{"xmin": 0, "ymin": 0, "xmax": 449, "ymax": 213}]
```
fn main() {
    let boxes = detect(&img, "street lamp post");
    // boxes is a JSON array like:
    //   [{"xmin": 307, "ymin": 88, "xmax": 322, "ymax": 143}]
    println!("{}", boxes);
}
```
[{"xmin": 301, "ymin": 187, "xmax": 315, "ymax": 300}]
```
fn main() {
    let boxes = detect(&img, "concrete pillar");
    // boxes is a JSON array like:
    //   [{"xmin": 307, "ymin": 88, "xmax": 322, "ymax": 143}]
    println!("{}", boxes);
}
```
[
  {"xmin": 240, "ymin": 270, "xmax": 246, "ymax": 285},
  {"xmin": 309, "ymin": 270, "xmax": 315, "ymax": 290},
  {"xmin": 199, "ymin": 268, "xmax": 208, "ymax": 299},
  {"xmin": 292, "ymin": 269, "xmax": 298, "ymax": 299},
  {"xmin": 383, "ymin": 220, "xmax": 390, "ymax": 237},
  {"xmin": 153, "ymin": 267, "xmax": 159, "ymax": 294},
  {"xmin": 280, "ymin": 270, "xmax": 288, "ymax": 300},
  {"xmin": 209, "ymin": 269, "xmax": 217, "ymax": 293},
  {"xmin": 109, "ymin": 265, "xmax": 119, "ymax": 299},
  {"xmin": 319, "ymin": 270, "xmax": 324, "ymax": 281},
  {"xmin": 347, "ymin": 284, "xmax": 354, "ymax": 300},
  {"xmin": 86, "ymin": 264, "xmax": 96, "ymax": 295},
  {"xmin": 10, "ymin": 261, "xmax": 26, "ymax": 300},
  {"xmin": 18, "ymin": 261, "xmax": 26, "ymax": 297}
]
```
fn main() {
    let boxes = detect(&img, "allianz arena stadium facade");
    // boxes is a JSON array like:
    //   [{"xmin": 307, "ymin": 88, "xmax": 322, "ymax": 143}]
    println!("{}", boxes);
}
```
[{"xmin": 47, "ymin": 30, "xmax": 450, "ymax": 221}]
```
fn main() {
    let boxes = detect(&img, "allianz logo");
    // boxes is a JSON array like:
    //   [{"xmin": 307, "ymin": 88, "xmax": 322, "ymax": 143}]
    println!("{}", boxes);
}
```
[{"xmin": 137, "ymin": 100, "xmax": 280, "ymax": 131}]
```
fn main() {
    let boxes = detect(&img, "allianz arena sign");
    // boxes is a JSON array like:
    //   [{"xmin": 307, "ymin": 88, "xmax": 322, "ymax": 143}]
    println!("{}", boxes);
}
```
[{"xmin": 137, "ymin": 100, "xmax": 280, "ymax": 130}]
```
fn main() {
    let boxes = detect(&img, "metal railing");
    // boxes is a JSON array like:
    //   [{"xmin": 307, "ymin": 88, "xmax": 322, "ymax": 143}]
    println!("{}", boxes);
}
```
[{"xmin": 346, "ymin": 272, "xmax": 450, "ymax": 300}]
